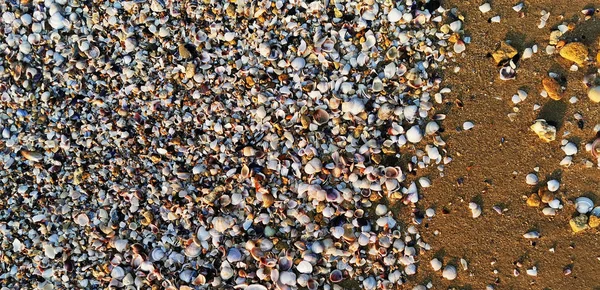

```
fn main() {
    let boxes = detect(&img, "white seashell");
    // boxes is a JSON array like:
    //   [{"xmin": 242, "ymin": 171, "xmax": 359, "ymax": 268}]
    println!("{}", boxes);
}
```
[
  {"xmin": 490, "ymin": 15, "xmax": 501, "ymax": 23},
  {"xmin": 184, "ymin": 243, "xmax": 201, "ymax": 257},
  {"xmin": 463, "ymin": 121, "xmax": 474, "ymax": 130},
  {"xmin": 388, "ymin": 9, "xmax": 402, "ymax": 23},
  {"xmin": 442, "ymin": 265, "xmax": 457, "ymax": 280},
  {"xmin": 375, "ymin": 204, "xmax": 388, "ymax": 216},
  {"xmin": 304, "ymin": 158, "xmax": 322, "ymax": 174},
  {"xmin": 526, "ymin": 267, "xmax": 537, "ymax": 276},
  {"xmin": 297, "ymin": 261, "xmax": 313, "ymax": 274},
  {"xmin": 591, "ymin": 206, "xmax": 600, "ymax": 216},
  {"xmin": 548, "ymin": 199, "xmax": 561, "ymax": 209},
  {"xmin": 114, "ymin": 239, "xmax": 128, "ymax": 252},
  {"xmin": 180, "ymin": 269, "xmax": 194, "ymax": 283},
  {"xmin": 220, "ymin": 262, "xmax": 234, "ymax": 280},
  {"xmin": 460, "ymin": 259, "xmax": 468, "ymax": 270},
  {"xmin": 279, "ymin": 271, "xmax": 297, "ymax": 286},
  {"xmin": 212, "ymin": 216, "xmax": 233, "ymax": 233},
  {"xmin": 418, "ymin": 177, "xmax": 431, "ymax": 188},
  {"xmin": 151, "ymin": 248, "xmax": 166, "ymax": 261},
  {"xmin": 523, "ymin": 231, "xmax": 539, "ymax": 239},
  {"xmin": 525, "ymin": 173, "xmax": 538, "ymax": 185},
  {"xmin": 562, "ymin": 142, "xmax": 577, "ymax": 155},
  {"xmin": 449, "ymin": 20, "xmax": 462, "ymax": 32},
  {"xmin": 291, "ymin": 57, "xmax": 306, "ymax": 70},
  {"xmin": 542, "ymin": 207, "xmax": 556, "ymax": 216},
  {"xmin": 372, "ymin": 77, "xmax": 384, "ymax": 92},
  {"xmin": 227, "ymin": 248, "xmax": 243, "ymax": 262},
  {"xmin": 111, "ymin": 266, "xmax": 125, "ymax": 279},
  {"xmin": 363, "ymin": 276, "xmax": 376, "ymax": 290},
  {"xmin": 426, "ymin": 208, "xmax": 435, "ymax": 217},
  {"xmin": 405, "ymin": 263, "xmax": 416, "ymax": 275},
  {"xmin": 425, "ymin": 122, "xmax": 440, "ymax": 135},
  {"xmin": 362, "ymin": 10, "xmax": 375, "ymax": 21},
  {"xmin": 522, "ymin": 48, "xmax": 533, "ymax": 59},
  {"xmin": 469, "ymin": 202, "xmax": 481, "ymax": 218},
  {"xmin": 479, "ymin": 3, "xmax": 491, "ymax": 13},
  {"xmin": 49, "ymin": 13, "xmax": 65, "ymax": 29},
  {"xmin": 76, "ymin": 213, "xmax": 89, "ymax": 226},
  {"xmin": 406, "ymin": 126, "xmax": 423, "ymax": 143},
  {"xmin": 453, "ymin": 40, "xmax": 466, "ymax": 54},
  {"xmin": 430, "ymin": 258, "xmax": 442, "ymax": 271},
  {"xmin": 341, "ymin": 98, "xmax": 365, "ymax": 115},
  {"xmin": 547, "ymin": 180, "xmax": 559, "ymax": 192},
  {"xmin": 575, "ymin": 197, "xmax": 594, "ymax": 214},
  {"xmin": 384, "ymin": 62, "xmax": 396, "ymax": 78},
  {"xmin": 363, "ymin": 32, "xmax": 376, "ymax": 50},
  {"xmin": 246, "ymin": 285, "xmax": 268, "ymax": 290},
  {"xmin": 513, "ymin": 2, "xmax": 524, "ymax": 12},
  {"xmin": 500, "ymin": 66, "xmax": 516, "ymax": 80}
]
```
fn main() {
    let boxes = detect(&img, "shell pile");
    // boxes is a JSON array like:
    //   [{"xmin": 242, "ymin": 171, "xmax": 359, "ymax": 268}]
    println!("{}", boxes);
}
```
[{"xmin": 0, "ymin": 0, "xmax": 467, "ymax": 288}]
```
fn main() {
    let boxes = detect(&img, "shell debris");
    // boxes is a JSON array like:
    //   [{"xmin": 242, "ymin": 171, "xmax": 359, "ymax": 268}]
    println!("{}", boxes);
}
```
[{"xmin": 0, "ymin": 0, "xmax": 471, "ymax": 288}]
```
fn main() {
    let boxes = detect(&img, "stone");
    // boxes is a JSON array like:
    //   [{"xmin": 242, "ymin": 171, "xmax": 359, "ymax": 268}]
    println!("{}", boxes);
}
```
[
  {"xmin": 569, "ymin": 215, "xmax": 589, "ymax": 233},
  {"xmin": 492, "ymin": 42, "xmax": 518, "ymax": 65},
  {"xmin": 526, "ymin": 193, "xmax": 541, "ymax": 207},
  {"xmin": 589, "ymin": 216, "xmax": 600, "ymax": 228},
  {"xmin": 542, "ymin": 77, "xmax": 563, "ymax": 100},
  {"xmin": 559, "ymin": 42, "xmax": 588, "ymax": 65}
]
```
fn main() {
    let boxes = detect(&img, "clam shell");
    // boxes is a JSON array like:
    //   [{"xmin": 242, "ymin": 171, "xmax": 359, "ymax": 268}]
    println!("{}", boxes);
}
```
[
  {"xmin": 312, "ymin": 109, "xmax": 330, "ymax": 125},
  {"xmin": 184, "ymin": 243, "xmax": 201, "ymax": 257},
  {"xmin": 329, "ymin": 269, "xmax": 343, "ymax": 283},
  {"xmin": 575, "ymin": 197, "xmax": 594, "ymax": 214},
  {"xmin": 21, "ymin": 150, "xmax": 43, "ymax": 162}
]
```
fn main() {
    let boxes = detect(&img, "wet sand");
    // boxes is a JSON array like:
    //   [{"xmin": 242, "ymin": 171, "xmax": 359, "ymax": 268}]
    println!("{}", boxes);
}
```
[{"xmin": 409, "ymin": 0, "xmax": 600, "ymax": 289}]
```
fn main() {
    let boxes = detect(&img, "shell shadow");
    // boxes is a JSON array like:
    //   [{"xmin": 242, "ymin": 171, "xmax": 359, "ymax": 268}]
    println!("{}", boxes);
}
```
[{"xmin": 536, "ymin": 100, "xmax": 567, "ymax": 129}]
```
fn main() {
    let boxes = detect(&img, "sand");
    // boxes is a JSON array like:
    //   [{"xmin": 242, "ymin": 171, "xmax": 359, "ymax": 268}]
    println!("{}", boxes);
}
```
[{"xmin": 405, "ymin": 0, "xmax": 600, "ymax": 289}]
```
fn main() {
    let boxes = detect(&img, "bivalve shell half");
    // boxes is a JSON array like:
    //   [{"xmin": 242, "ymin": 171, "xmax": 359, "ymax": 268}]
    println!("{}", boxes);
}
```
[
  {"xmin": 312, "ymin": 109, "xmax": 330, "ymax": 125},
  {"xmin": 575, "ymin": 197, "xmax": 594, "ymax": 214}
]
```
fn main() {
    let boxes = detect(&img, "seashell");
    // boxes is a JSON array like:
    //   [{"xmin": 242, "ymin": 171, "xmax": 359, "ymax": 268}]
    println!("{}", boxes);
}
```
[
  {"xmin": 479, "ymin": 3, "xmax": 491, "ymax": 13},
  {"xmin": 372, "ymin": 77, "xmax": 384, "ymax": 92},
  {"xmin": 151, "ymin": 248, "xmax": 166, "ymax": 261},
  {"xmin": 180, "ymin": 269, "xmax": 194, "ymax": 283},
  {"xmin": 21, "ymin": 150, "xmax": 43, "ymax": 162},
  {"xmin": 111, "ymin": 266, "xmax": 125, "ymax": 279},
  {"xmin": 307, "ymin": 278, "xmax": 318, "ymax": 290},
  {"xmin": 406, "ymin": 126, "xmax": 423, "ymax": 143},
  {"xmin": 530, "ymin": 119, "xmax": 556, "ymax": 142},
  {"xmin": 525, "ymin": 173, "xmax": 538, "ymax": 185},
  {"xmin": 227, "ymin": 248, "xmax": 243, "ymax": 262},
  {"xmin": 523, "ymin": 231, "xmax": 539, "ymax": 239},
  {"xmin": 386, "ymin": 47, "xmax": 399, "ymax": 60},
  {"xmin": 450, "ymin": 20, "xmax": 462, "ymax": 32},
  {"xmin": 430, "ymin": 258, "xmax": 442, "ymax": 271},
  {"xmin": 304, "ymin": 158, "xmax": 322, "ymax": 174},
  {"xmin": 592, "ymin": 139, "xmax": 600, "ymax": 159},
  {"xmin": 321, "ymin": 38, "xmax": 335, "ymax": 52},
  {"xmin": 363, "ymin": 276, "xmax": 376, "ymax": 290},
  {"xmin": 469, "ymin": 202, "xmax": 482, "ymax": 218},
  {"xmin": 384, "ymin": 167, "xmax": 399, "ymax": 179},
  {"xmin": 220, "ymin": 262, "xmax": 234, "ymax": 280},
  {"xmin": 291, "ymin": 57, "xmax": 306, "ymax": 70},
  {"xmin": 326, "ymin": 189, "xmax": 341, "ymax": 203},
  {"xmin": 442, "ymin": 265, "xmax": 457, "ymax": 280},
  {"xmin": 547, "ymin": 180, "xmax": 560, "ymax": 192},
  {"xmin": 114, "ymin": 239, "xmax": 128, "ymax": 252},
  {"xmin": 279, "ymin": 271, "xmax": 296, "ymax": 286},
  {"xmin": 193, "ymin": 274, "xmax": 206, "ymax": 285},
  {"xmin": 184, "ymin": 243, "xmax": 201, "ymax": 257},
  {"xmin": 342, "ymin": 98, "xmax": 365, "ymax": 115},
  {"xmin": 297, "ymin": 261, "xmax": 313, "ymax": 274},
  {"xmin": 575, "ymin": 197, "xmax": 594, "ymax": 214},
  {"xmin": 388, "ymin": 8, "xmax": 402, "ymax": 23},
  {"xmin": 278, "ymin": 255, "xmax": 292, "ymax": 271},
  {"xmin": 363, "ymin": 32, "xmax": 376, "ymax": 50},
  {"xmin": 499, "ymin": 66, "xmax": 515, "ymax": 80},
  {"xmin": 591, "ymin": 206, "xmax": 600, "ymax": 216},
  {"xmin": 453, "ymin": 40, "xmax": 466, "ymax": 54},
  {"xmin": 522, "ymin": 48, "xmax": 533, "ymax": 59},
  {"xmin": 246, "ymin": 285, "xmax": 268, "ymax": 290},
  {"xmin": 312, "ymin": 109, "xmax": 330, "ymax": 125},
  {"xmin": 76, "ymin": 213, "xmax": 89, "ymax": 226},
  {"xmin": 589, "ymin": 87, "xmax": 600, "ymax": 103}
]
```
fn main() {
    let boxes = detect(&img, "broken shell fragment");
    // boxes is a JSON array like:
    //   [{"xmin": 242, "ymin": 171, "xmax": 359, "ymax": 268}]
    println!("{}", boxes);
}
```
[{"xmin": 530, "ymin": 119, "xmax": 556, "ymax": 142}]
